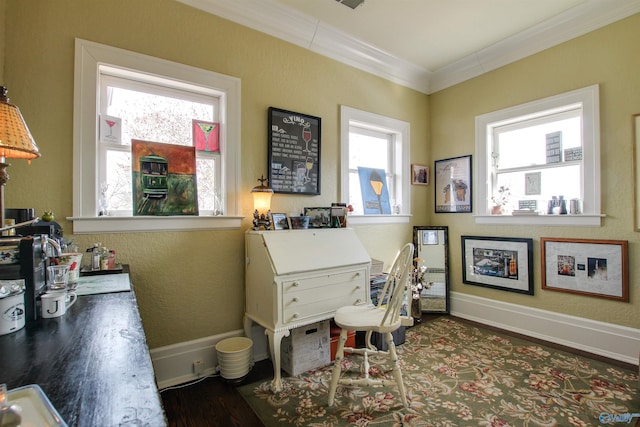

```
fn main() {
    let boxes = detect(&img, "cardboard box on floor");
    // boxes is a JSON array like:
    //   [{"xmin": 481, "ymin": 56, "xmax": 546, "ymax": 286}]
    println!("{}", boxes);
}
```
[{"xmin": 281, "ymin": 320, "xmax": 331, "ymax": 376}]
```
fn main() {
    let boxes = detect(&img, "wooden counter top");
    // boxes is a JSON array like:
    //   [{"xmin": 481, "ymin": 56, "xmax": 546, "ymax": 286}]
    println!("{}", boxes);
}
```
[{"xmin": 0, "ymin": 268, "xmax": 166, "ymax": 426}]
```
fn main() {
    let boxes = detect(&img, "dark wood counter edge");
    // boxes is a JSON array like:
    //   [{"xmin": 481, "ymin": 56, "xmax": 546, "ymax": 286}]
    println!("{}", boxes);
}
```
[{"xmin": 0, "ymin": 266, "xmax": 167, "ymax": 426}]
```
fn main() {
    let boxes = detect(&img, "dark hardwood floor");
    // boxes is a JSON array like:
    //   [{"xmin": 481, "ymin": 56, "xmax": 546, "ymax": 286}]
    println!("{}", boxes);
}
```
[
  {"xmin": 160, "ymin": 358, "xmax": 272, "ymax": 427},
  {"xmin": 160, "ymin": 315, "xmax": 638, "ymax": 427}
]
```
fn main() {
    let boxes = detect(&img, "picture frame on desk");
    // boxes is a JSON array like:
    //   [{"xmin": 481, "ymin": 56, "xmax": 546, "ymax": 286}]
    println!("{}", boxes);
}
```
[
  {"xmin": 271, "ymin": 213, "xmax": 289, "ymax": 230},
  {"xmin": 304, "ymin": 207, "xmax": 331, "ymax": 228},
  {"xmin": 330, "ymin": 203, "xmax": 347, "ymax": 228}
]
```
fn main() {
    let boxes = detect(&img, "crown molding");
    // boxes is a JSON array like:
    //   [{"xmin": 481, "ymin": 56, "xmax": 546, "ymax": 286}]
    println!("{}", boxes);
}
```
[
  {"xmin": 177, "ymin": 0, "xmax": 430, "ymax": 92},
  {"xmin": 178, "ymin": 0, "xmax": 640, "ymax": 95},
  {"xmin": 429, "ymin": 0, "xmax": 640, "ymax": 93}
]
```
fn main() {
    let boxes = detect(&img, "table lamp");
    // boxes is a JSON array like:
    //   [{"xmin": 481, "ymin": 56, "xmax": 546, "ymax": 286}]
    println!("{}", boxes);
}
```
[
  {"xmin": 251, "ymin": 174, "xmax": 273, "ymax": 230},
  {"xmin": 0, "ymin": 86, "xmax": 41, "ymax": 227}
]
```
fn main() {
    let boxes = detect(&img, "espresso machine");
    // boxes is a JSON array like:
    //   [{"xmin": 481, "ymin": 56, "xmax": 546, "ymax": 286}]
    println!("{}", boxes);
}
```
[
  {"xmin": 0, "ymin": 235, "xmax": 46, "ymax": 321},
  {"xmin": 0, "ymin": 209, "xmax": 64, "ymax": 321}
]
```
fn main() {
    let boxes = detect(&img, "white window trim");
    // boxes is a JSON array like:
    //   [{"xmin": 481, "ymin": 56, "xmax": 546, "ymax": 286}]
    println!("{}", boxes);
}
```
[
  {"xmin": 475, "ymin": 84, "xmax": 602, "ymax": 226},
  {"xmin": 340, "ymin": 106, "xmax": 411, "ymax": 225},
  {"xmin": 71, "ymin": 39, "xmax": 242, "ymax": 233}
]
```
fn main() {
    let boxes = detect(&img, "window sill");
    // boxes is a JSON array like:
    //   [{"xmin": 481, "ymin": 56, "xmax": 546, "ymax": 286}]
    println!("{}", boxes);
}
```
[
  {"xmin": 68, "ymin": 215, "xmax": 244, "ymax": 234},
  {"xmin": 346, "ymin": 214, "xmax": 411, "ymax": 225},
  {"xmin": 474, "ymin": 214, "xmax": 604, "ymax": 227}
]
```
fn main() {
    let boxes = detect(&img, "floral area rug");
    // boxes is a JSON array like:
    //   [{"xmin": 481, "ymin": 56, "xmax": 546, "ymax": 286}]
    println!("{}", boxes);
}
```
[{"xmin": 238, "ymin": 317, "xmax": 640, "ymax": 426}]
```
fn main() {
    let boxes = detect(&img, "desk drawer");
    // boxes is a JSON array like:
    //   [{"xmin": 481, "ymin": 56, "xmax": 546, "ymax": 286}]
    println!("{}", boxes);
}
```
[
  {"xmin": 282, "ymin": 269, "xmax": 367, "ymax": 323},
  {"xmin": 283, "ymin": 270, "xmax": 365, "ymax": 293}
]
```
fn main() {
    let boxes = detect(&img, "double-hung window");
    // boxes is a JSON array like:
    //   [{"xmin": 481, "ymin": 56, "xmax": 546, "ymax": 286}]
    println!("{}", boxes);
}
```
[
  {"xmin": 72, "ymin": 39, "xmax": 241, "ymax": 233},
  {"xmin": 340, "ymin": 106, "xmax": 410, "ymax": 224},
  {"xmin": 98, "ymin": 70, "xmax": 222, "ymax": 216},
  {"xmin": 475, "ymin": 85, "xmax": 601, "ymax": 226}
]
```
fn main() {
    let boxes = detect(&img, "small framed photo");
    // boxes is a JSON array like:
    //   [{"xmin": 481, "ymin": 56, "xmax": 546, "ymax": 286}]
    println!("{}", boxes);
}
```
[
  {"xmin": 304, "ymin": 207, "xmax": 331, "ymax": 228},
  {"xmin": 411, "ymin": 164, "xmax": 429, "ymax": 185},
  {"xmin": 330, "ymin": 203, "xmax": 348, "ymax": 228},
  {"xmin": 271, "ymin": 213, "xmax": 289, "ymax": 230},
  {"xmin": 541, "ymin": 237, "xmax": 629, "ymax": 301},
  {"xmin": 289, "ymin": 215, "xmax": 310, "ymax": 229},
  {"xmin": 525, "ymin": 172, "xmax": 542, "ymax": 195},
  {"xmin": 461, "ymin": 236, "xmax": 534, "ymax": 295}
]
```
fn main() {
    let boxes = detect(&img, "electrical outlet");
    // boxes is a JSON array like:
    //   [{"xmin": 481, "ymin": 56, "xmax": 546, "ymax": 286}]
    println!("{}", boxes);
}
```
[{"xmin": 193, "ymin": 359, "xmax": 204, "ymax": 376}]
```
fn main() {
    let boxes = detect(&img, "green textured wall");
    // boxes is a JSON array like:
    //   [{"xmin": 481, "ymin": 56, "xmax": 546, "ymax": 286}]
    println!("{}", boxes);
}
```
[
  {"xmin": 430, "ymin": 12, "xmax": 640, "ymax": 329},
  {"xmin": 2, "ymin": 0, "xmax": 429, "ymax": 348}
]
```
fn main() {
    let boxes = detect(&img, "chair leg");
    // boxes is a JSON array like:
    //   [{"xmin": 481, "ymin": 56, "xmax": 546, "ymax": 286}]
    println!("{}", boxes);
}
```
[
  {"xmin": 365, "ymin": 330, "xmax": 374, "ymax": 350},
  {"xmin": 328, "ymin": 328, "xmax": 348, "ymax": 406},
  {"xmin": 386, "ymin": 332, "xmax": 408, "ymax": 407}
]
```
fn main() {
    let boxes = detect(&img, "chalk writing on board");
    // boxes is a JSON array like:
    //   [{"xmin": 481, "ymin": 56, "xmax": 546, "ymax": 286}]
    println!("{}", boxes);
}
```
[{"xmin": 268, "ymin": 107, "xmax": 321, "ymax": 194}]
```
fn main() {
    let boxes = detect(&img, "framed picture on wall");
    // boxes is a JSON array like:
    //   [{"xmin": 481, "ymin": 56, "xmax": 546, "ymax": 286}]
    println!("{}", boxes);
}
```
[
  {"xmin": 541, "ymin": 237, "xmax": 629, "ymax": 301},
  {"xmin": 435, "ymin": 155, "xmax": 472, "ymax": 213},
  {"xmin": 411, "ymin": 164, "xmax": 429, "ymax": 185},
  {"xmin": 268, "ymin": 107, "xmax": 321, "ymax": 195},
  {"xmin": 633, "ymin": 113, "xmax": 640, "ymax": 230},
  {"xmin": 461, "ymin": 235, "xmax": 534, "ymax": 295}
]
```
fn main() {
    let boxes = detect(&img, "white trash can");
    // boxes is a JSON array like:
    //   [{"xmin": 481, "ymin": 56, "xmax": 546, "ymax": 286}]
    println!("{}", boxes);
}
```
[{"xmin": 215, "ymin": 337, "xmax": 253, "ymax": 381}]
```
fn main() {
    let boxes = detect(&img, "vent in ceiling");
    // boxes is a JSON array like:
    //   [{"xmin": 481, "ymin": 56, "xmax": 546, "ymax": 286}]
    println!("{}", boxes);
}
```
[{"xmin": 335, "ymin": 0, "xmax": 364, "ymax": 10}]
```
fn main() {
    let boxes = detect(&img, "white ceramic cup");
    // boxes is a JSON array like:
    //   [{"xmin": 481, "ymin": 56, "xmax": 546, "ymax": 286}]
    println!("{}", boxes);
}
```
[
  {"xmin": 41, "ymin": 291, "xmax": 77, "ymax": 318},
  {"xmin": 0, "ymin": 292, "xmax": 25, "ymax": 335}
]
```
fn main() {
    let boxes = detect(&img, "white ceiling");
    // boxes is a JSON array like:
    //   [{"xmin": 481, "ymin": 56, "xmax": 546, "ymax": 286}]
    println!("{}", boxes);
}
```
[{"xmin": 179, "ymin": 0, "xmax": 640, "ymax": 93}]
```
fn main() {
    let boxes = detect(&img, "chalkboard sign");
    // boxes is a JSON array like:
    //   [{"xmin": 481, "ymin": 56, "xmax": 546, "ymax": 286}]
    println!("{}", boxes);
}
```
[{"xmin": 268, "ymin": 107, "xmax": 321, "ymax": 195}]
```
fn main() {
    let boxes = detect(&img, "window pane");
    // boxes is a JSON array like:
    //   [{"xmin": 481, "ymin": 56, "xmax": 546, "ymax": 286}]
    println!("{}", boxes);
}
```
[
  {"xmin": 497, "ymin": 164, "xmax": 580, "ymax": 212},
  {"xmin": 496, "ymin": 115, "xmax": 580, "ymax": 169},
  {"xmin": 348, "ymin": 171, "xmax": 363, "ymax": 214},
  {"xmin": 196, "ymin": 156, "xmax": 219, "ymax": 213},
  {"xmin": 105, "ymin": 86, "xmax": 213, "ymax": 146},
  {"xmin": 99, "ymin": 75, "xmax": 219, "ymax": 215},
  {"xmin": 348, "ymin": 129, "xmax": 390, "ymax": 214},
  {"xmin": 103, "ymin": 150, "xmax": 132, "ymax": 213},
  {"xmin": 348, "ymin": 131, "xmax": 388, "ymax": 170}
]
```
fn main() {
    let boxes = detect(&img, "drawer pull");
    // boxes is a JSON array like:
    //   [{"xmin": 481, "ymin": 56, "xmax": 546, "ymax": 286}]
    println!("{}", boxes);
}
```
[
  {"xmin": 291, "ymin": 313, "xmax": 299, "ymax": 319},
  {"xmin": 354, "ymin": 285, "xmax": 361, "ymax": 290},
  {"xmin": 292, "ymin": 297, "xmax": 298, "ymax": 302},
  {"xmin": 292, "ymin": 282, "xmax": 299, "ymax": 287},
  {"xmin": 355, "ymin": 299, "xmax": 362, "ymax": 304}
]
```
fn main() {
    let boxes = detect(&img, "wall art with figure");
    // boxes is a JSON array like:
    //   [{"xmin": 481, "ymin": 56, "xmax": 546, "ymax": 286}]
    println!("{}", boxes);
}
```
[{"xmin": 435, "ymin": 155, "xmax": 472, "ymax": 213}]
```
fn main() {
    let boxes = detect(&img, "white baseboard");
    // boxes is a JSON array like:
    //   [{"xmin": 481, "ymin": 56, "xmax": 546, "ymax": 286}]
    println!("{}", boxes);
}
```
[
  {"xmin": 450, "ymin": 291, "xmax": 640, "ymax": 365},
  {"xmin": 151, "ymin": 324, "xmax": 270, "ymax": 389}
]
